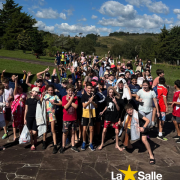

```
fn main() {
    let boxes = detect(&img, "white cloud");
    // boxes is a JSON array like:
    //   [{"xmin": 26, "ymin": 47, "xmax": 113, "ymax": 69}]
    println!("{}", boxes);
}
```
[
  {"xmin": 99, "ymin": 1, "xmax": 137, "ymax": 19},
  {"xmin": 64, "ymin": 8, "xmax": 74, "ymax": 16},
  {"xmin": 78, "ymin": 18, "xmax": 87, "ymax": 22},
  {"xmin": 91, "ymin": 15, "xmax": 98, "ymax": 19},
  {"xmin": 126, "ymin": 0, "xmax": 169, "ymax": 14},
  {"xmin": 177, "ymin": 15, "xmax": 180, "ymax": 20},
  {"xmin": 174, "ymin": 9, "xmax": 180, "ymax": 14},
  {"xmin": 55, "ymin": 23, "xmax": 112, "ymax": 35},
  {"xmin": 38, "ymin": 0, "xmax": 45, "ymax": 6},
  {"xmin": 35, "ymin": 8, "xmax": 66, "ymax": 19},
  {"xmin": 99, "ymin": 14, "xmax": 173, "ymax": 29},
  {"xmin": 33, "ymin": 21, "xmax": 54, "ymax": 33}
]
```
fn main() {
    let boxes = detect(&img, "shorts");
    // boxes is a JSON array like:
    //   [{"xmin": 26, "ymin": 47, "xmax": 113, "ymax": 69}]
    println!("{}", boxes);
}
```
[
  {"xmin": 63, "ymin": 121, "xmax": 77, "ymax": 133},
  {"xmin": 140, "ymin": 127, "xmax": 150, "ymax": 136},
  {"xmin": 47, "ymin": 112, "xmax": 56, "ymax": 122},
  {"xmin": 82, "ymin": 118, "xmax": 95, "ymax": 126},
  {"xmin": 139, "ymin": 111, "xmax": 152, "ymax": 127},
  {"xmin": 4, "ymin": 108, "xmax": 12, "ymax": 121},
  {"xmin": 57, "ymin": 62, "xmax": 60, "ymax": 65},
  {"xmin": 26, "ymin": 117, "xmax": 37, "ymax": 131},
  {"xmin": 172, "ymin": 116, "xmax": 180, "ymax": 123},
  {"xmin": 61, "ymin": 61, "xmax": 64, "ymax": 65},
  {"xmin": 104, "ymin": 120, "xmax": 119, "ymax": 130},
  {"xmin": 159, "ymin": 112, "xmax": 166, "ymax": 121},
  {"xmin": 0, "ymin": 114, "xmax": 5, "ymax": 128},
  {"xmin": 66, "ymin": 60, "xmax": 69, "ymax": 64}
]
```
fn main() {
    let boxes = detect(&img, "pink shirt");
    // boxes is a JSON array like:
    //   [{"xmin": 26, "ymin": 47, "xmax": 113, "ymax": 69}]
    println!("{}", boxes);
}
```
[{"xmin": 152, "ymin": 77, "xmax": 159, "ymax": 87}]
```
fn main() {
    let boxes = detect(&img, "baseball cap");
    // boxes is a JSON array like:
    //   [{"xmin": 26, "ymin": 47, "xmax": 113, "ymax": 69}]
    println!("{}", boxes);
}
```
[
  {"xmin": 45, "ymin": 72, "xmax": 50, "ymax": 77},
  {"xmin": 111, "ymin": 65, "xmax": 116, "ymax": 69},
  {"xmin": 30, "ymin": 87, "xmax": 40, "ymax": 93},
  {"xmin": 104, "ymin": 72, "xmax": 109, "ymax": 76},
  {"xmin": 91, "ymin": 81, "xmax": 97, "ymax": 87},
  {"xmin": 61, "ymin": 78, "xmax": 68, "ymax": 83},
  {"xmin": 62, "ymin": 52, "xmax": 64, "ymax": 53},
  {"xmin": 92, "ymin": 76, "xmax": 98, "ymax": 82},
  {"xmin": 36, "ymin": 79, "xmax": 43, "ymax": 83}
]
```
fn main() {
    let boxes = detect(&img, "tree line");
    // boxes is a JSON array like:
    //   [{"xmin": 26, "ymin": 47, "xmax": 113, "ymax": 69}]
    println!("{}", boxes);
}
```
[{"xmin": 0, "ymin": 0, "xmax": 180, "ymax": 63}]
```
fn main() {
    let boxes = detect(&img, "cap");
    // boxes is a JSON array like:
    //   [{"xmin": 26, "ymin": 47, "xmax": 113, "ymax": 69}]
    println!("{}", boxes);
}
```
[
  {"xmin": 36, "ymin": 79, "xmax": 43, "ymax": 83},
  {"xmin": 92, "ymin": 76, "xmax": 98, "ymax": 81},
  {"xmin": 91, "ymin": 81, "xmax": 97, "ymax": 87},
  {"xmin": 111, "ymin": 65, "xmax": 116, "ymax": 69},
  {"xmin": 30, "ymin": 87, "xmax": 40, "ymax": 93},
  {"xmin": 61, "ymin": 78, "xmax": 68, "ymax": 83},
  {"xmin": 62, "ymin": 52, "xmax": 64, "ymax": 53},
  {"xmin": 99, "ymin": 79, "xmax": 105, "ymax": 85},
  {"xmin": 106, "ymin": 66, "xmax": 110, "ymax": 70},
  {"xmin": 104, "ymin": 72, "xmax": 109, "ymax": 76},
  {"xmin": 96, "ymin": 56, "xmax": 98, "ymax": 58},
  {"xmin": 45, "ymin": 72, "xmax": 50, "ymax": 77}
]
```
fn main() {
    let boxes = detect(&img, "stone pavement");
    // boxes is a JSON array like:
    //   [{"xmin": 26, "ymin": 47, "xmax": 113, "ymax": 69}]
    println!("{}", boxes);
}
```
[{"xmin": 0, "ymin": 114, "xmax": 180, "ymax": 180}]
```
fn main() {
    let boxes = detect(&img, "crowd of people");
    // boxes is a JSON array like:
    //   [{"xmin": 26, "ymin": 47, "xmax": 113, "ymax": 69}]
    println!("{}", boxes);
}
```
[{"xmin": 0, "ymin": 51, "xmax": 180, "ymax": 165}]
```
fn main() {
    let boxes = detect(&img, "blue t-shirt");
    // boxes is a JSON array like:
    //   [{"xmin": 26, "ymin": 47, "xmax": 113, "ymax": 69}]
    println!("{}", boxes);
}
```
[{"xmin": 56, "ymin": 56, "xmax": 61, "ymax": 63}]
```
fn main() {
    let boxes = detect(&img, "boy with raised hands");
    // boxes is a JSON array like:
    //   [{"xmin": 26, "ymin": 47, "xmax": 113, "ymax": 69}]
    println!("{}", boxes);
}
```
[{"xmin": 81, "ymin": 82, "xmax": 98, "ymax": 151}]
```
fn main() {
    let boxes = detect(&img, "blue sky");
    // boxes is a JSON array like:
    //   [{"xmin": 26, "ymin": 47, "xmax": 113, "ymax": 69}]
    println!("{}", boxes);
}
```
[{"xmin": 1, "ymin": 0, "xmax": 180, "ymax": 36}]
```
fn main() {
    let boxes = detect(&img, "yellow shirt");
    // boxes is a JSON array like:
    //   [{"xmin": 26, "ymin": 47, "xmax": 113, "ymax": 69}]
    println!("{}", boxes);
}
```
[{"xmin": 61, "ymin": 55, "xmax": 65, "ymax": 61}]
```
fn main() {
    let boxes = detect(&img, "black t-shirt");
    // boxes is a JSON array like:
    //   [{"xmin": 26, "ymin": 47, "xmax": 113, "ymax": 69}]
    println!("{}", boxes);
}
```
[
  {"xmin": 105, "ymin": 97, "xmax": 123, "ymax": 122},
  {"xmin": 25, "ymin": 98, "xmax": 38, "ymax": 117},
  {"xmin": 88, "ymin": 58, "xmax": 91, "ymax": 64}
]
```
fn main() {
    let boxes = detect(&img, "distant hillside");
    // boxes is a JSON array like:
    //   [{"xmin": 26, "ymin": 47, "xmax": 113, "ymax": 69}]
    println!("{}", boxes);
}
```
[{"xmin": 95, "ymin": 35, "xmax": 158, "ymax": 56}]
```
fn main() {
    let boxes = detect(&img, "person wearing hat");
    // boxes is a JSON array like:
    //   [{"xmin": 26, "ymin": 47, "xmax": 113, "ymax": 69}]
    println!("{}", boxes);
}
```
[
  {"xmin": 24, "ymin": 87, "xmax": 40, "ymax": 150},
  {"xmin": 61, "ymin": 52, "xmax": 65, "ymax": 65},
  {"xmin": 26, "ymin": 72, "xmax": 46, "ymax": 97},
  {"xmin": 105, "ymin": 72, "xmax": 117, "ymax": 89}
]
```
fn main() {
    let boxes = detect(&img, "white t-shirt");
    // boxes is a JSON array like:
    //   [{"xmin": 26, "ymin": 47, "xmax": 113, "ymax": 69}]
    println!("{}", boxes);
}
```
[
  {"xmin": 73, "ymin": 61, "xmax": 78, "ymax": 68},
  {"xmin": 4, "ymin": 88, "xmax": 13, "ymax": 102},
  {"xmin": 137, "ymin": 89, "xmax": 156, "ymax": 113}
]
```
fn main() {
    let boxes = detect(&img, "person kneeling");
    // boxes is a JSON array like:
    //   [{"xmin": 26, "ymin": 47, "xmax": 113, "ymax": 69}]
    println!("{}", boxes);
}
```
[{"xmin": 120, "ymin": 103, "xmax": 155, "ymax": 165}]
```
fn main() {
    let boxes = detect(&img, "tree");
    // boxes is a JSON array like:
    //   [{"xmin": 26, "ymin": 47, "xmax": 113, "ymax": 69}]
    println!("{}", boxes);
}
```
[
  {"xmin": 86, "ymin": 33, "xmax": 98, "ymax": 45},
  {"xmin": 75, "ymin": 37, "xmax": 95, "ymax": 54},
  {"xmin": 29, "ymin": 28, "xmax": 48, "ymax": 57},
  {"xmin": 0, "ymin": 0, "xmax": 36, "ymax": 49}
]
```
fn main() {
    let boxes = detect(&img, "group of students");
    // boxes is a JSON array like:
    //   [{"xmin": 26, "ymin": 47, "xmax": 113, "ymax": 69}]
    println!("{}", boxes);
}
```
[{"xmin": 0, "ymin": 51, "xmax": 180, "ymax": 166}]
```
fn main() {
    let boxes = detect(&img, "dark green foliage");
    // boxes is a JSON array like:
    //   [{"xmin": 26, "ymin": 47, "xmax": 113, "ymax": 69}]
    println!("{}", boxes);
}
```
[
  {"xmin": 109, "ymin": 31, "xmax": 158, "ymax": 37},
  {"xmin": 75, "ymin": 37, "xmax": 95, "ymax": 54}
]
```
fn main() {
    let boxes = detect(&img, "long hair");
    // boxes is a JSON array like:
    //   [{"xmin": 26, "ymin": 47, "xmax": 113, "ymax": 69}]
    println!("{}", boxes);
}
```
[
  {"xmin": 107, "ymin": 86, "xmax": 120, "ymax": 99},
  {"xmin": 142, "ymin": 80, "xmax": 152, "ymax": 90}
]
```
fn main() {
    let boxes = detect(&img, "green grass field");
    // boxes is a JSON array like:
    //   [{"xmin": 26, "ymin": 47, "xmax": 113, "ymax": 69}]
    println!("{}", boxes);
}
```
[{"xmin": 0, "ymin": 49, "xmax": 55, "ymax": 63}]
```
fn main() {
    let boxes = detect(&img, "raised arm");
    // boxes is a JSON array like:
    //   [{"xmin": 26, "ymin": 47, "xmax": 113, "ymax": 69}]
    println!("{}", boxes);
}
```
[
  {"xmin": 26, "ymin": 72, "xmax": 32, "ymax": 87},
  {"xmin": 36, "ymin": 67, "xmax": 49, "ymax": 78},
  {"xmin": 13, "ymin": 76, "xmax": 19, "ymax": 96},
  {"xmin": 1, "ymin": 69, "xmax": 6, "ymax": 82}
]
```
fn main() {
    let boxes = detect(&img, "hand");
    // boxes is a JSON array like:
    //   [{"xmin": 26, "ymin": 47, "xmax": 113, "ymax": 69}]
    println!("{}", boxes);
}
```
[
  {"xmin": 55, "ymin": 89, "xmax": 59, "ymax": 93},
  {"xmin": 139, "ymin": 127, "xmax": 144, "ymax": 132},
  {"xmin": 166, "ymin": 107, "xmax": 168, "ymax": 113},
  {"xmin": 14, "ymin": 75, "xmax": 18, "ymax": 80},
  {"xmin": 24, "ymin": 120, "xmax": 27, "ymax": 125},
  {"xmin": 99, "ymin": 112, "xmax": 103, "ymax": 116},
  {"xmin": 49, "ymin": 100, "xmax": 55, "ymax": 105},
  {"xmin": 139, "ymin": 98, "xmax": 143, "ymax": 102},
  {"xmin": 89, "ymin": 95, "xmax": 95, "ymax": 103},
  {"xmin": 45, "ymin": 67, "xmax": 49, "ymax": 72},
  {"xmin": 112, "ymin": 97, "xmax": 117, "ymax": 104},
  {"xmin": 22, "ymin": 70, "xmax": 26, "ymax": 74},
  {"xmin": 27, "ymin": 71, "xmax": 32, "ymax": 77},
  {"xmin": 157, "ymin": 112, "xmax": 160, "ymax": 117},
  {"xmin": 2, "ymin": 69, "xmax": 6, "ymax": 73}
]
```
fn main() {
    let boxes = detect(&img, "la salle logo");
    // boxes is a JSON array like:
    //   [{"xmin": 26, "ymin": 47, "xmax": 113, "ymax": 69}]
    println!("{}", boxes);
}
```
[{"xmin": 111, "ymin": 165, "xmax": 162, "ymax": 180}]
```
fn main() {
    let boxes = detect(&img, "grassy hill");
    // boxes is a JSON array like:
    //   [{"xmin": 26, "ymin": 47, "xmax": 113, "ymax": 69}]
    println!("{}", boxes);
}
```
[{"xmin": 95, "ymin": 35, "xmax": 158, "ymax": 56}]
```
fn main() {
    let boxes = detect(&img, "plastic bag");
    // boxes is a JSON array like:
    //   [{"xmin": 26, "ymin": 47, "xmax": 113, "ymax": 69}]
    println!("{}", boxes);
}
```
[{"xmin": 19, "ymin": 125, "xmax": 31, "ymax": 144}]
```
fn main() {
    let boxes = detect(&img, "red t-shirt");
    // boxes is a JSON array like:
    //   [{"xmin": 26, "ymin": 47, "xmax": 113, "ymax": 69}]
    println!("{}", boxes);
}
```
[
  {"xmin": 157, "ymin": 85, "xmax": 168, "ymax": 112},
  {"xmin": 172, "ymin": 90, "xmax": 180, "ymax": 117},
  {"xmin": 30, "ymin": 85, "xmax": 46, "ymax": 94},
  {"xmin": 62, "ymin": 96, "xmax": 78, "ymax": 121}
]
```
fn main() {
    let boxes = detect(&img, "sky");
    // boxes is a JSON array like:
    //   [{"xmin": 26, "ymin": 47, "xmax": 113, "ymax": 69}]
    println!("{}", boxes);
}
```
[{"xmin": 1, "ymin": 0, "xmax": 180, "ymax": 36}]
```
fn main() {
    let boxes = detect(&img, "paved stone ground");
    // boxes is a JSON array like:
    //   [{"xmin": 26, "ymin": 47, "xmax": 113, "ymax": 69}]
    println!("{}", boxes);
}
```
[{"xmin": 0, "ymin": 114, "xmax": 180, "ymax": 180}]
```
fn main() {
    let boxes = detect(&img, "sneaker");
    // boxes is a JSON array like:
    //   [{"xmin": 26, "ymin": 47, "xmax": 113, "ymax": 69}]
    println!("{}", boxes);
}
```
[
  {"xmin": 59, "ymin": 146, "xmax": 65, "ymax": 153},
  {"xmin": 42, "ymin": 141, "xmax": 47, "ymax": 150},
  {"xmin": 66, "ymin": 137, "xmax": 70, "ymax": 145},
  {"xmin": 173, "ymin": 135, "xmax": 179, "ymax": 140},
  {"xmin": 53, "ymin": 145, "xmax": 58, "ymax": 154},
  {"xmin": 89, "ymin": 143, "xmax": 95, "ymax": 151},
  {"xmin": 81, "ymin": 142, "xmax": 86, "ymax": 151},
  {"xmin": 157, "ymin": 135, "xmax": 168, "ymax": 141},
  {"xmin": 71, "ymin": 146, "xmax": 80, "ymax": 152},
  {"xmin": 176, "ymin": 138, "xmax": 180, "ymax": 143},
  {"xmin": 2, "ymin": 133, "xmax": 8, "ymax": 139}
]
